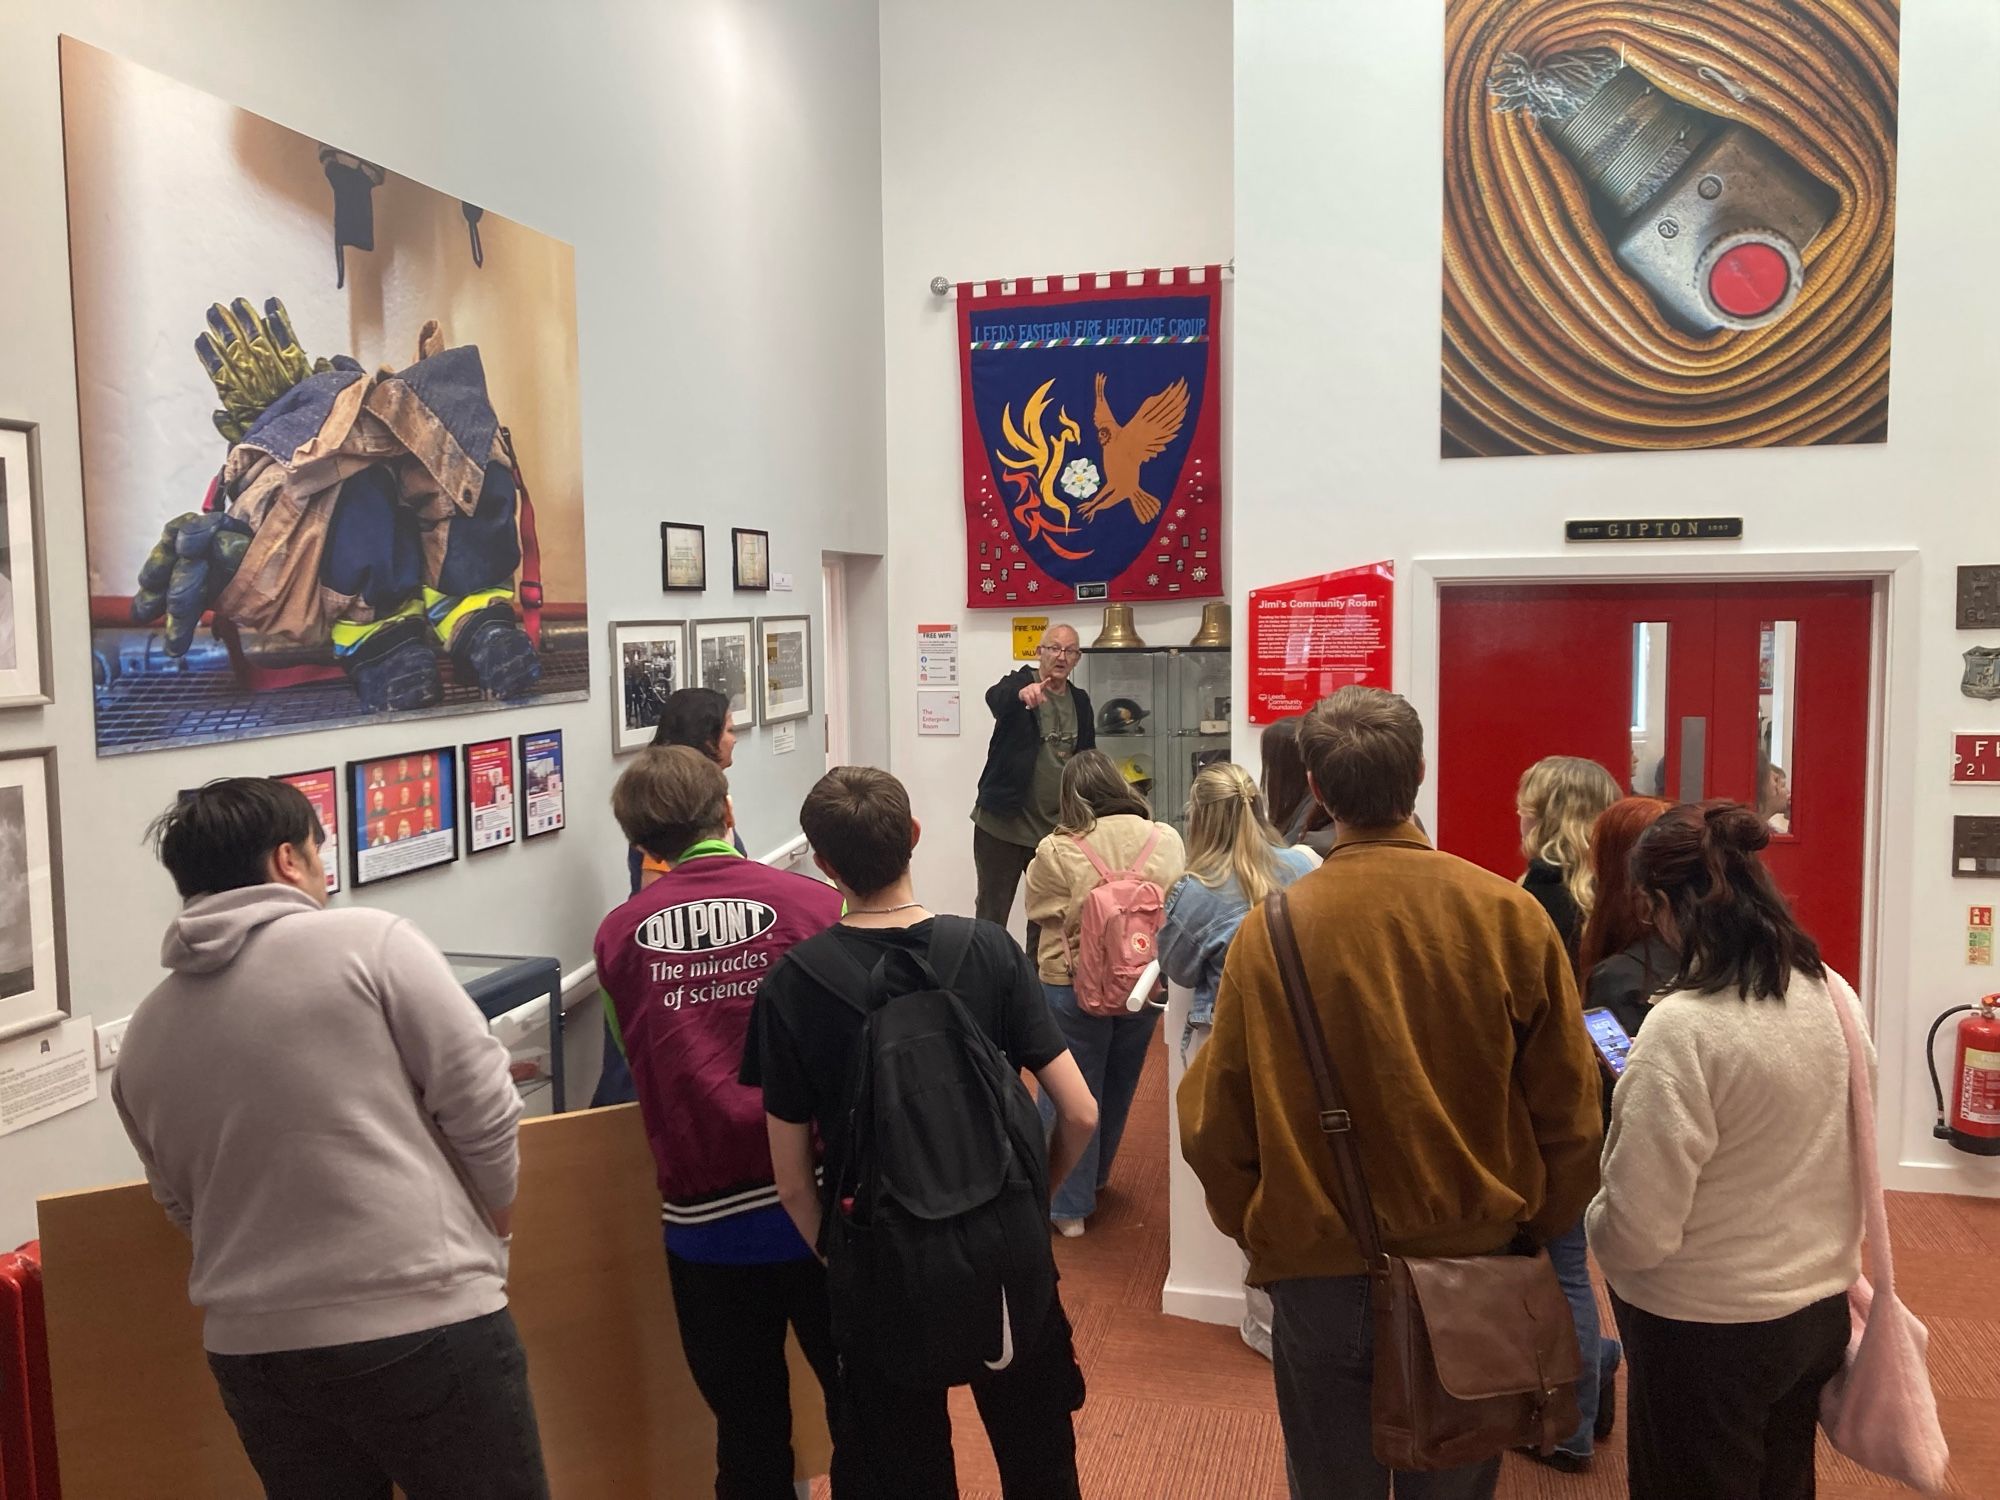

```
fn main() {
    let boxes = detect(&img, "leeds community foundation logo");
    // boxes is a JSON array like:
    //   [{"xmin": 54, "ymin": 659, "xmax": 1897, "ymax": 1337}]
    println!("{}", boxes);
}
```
[{"xmin": 638, "ymin": 899, "xmax": 778, "ymax": 955}]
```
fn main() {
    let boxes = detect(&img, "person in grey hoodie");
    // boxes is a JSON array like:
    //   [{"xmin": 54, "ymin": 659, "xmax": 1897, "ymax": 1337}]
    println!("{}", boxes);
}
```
[{"xmin": 113, "ymin": 778, "xmax": 549, "ymax": 1500}]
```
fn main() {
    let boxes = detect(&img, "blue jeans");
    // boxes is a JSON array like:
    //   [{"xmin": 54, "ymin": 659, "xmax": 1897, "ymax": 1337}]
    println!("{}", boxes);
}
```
[
  {"xmin": 1270, "ymin": 1276, "xmax": 1498, "ymax": 1500},
  {"xmin": 1035, "ymin": 983, "xmax": 1160, "ymax": 1220},
  {"xmin": 1548, "ymin": 1219, "xmax": 1620, "ymax": 1457}
]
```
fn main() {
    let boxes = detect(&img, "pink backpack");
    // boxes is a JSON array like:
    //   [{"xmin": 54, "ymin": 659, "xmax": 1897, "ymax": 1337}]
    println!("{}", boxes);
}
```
[{"xmin": 1065, "ymin": 826, "xmax": 1167, "ymax": 1016}]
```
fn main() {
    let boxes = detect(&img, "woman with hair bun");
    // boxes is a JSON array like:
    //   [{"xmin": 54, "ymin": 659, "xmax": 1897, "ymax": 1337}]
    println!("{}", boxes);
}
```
[{"xmin": 1588, "ymin": 801, "xmax": 1871, "ymax": 1500}]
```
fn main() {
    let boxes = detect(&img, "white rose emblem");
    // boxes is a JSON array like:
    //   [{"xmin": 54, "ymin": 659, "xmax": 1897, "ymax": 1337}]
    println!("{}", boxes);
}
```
[{"xmin": 1060, "ymin": 458, "xmax": 1102, "ymax": 501}]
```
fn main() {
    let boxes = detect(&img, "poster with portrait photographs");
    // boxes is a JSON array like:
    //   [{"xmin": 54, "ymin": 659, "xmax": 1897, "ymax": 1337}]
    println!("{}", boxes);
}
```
[
  {"xmin": 348, "ymin": 747, "xmax": 458, "ymax": 886},
  {"xmin": 462, "ymin": 738, "xmax": 517, "ymax": 854},
  {"xmin": 756, "ymin": 615, "xmax": 812, "ymax": 725},
  {"xmin": 695, "ymin": 618, "xmax": 755, "ymax": 730},
  {"xmin": 0, "ymin": 749, "xmax": 67, "ymax": 1030},
  {"xmin": 276, "ymin": 766, "xmax": 341, "ymax": 896},
  {"xmin": 612, "ymin": 620, "xmax": 686, "ymax": 754},
  {"xmin": 0, "ymin": 423, "xmax": 52, "ymax": 708},
  {"xmin": 519, "ymin": 730, "xmax": 566, "ymax": 839}
]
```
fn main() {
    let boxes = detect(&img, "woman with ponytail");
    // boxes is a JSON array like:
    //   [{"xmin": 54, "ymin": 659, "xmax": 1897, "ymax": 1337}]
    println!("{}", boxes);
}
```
[
  {"xmin": 1159, "ymin": 761, "xmax": 1317, "ymax": 1358},
  {"xmin": 1588, "ymin": 802, "xmax": 1871, "ymax": 1500}
]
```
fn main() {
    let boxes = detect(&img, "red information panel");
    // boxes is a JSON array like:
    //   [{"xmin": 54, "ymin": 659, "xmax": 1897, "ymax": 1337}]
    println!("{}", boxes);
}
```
[
  {"xmin": 1954, "ymin": 734, "xmax": 2000, "ymax": 785},
  {"xmin": 464, "ymin": 738, "xmax": 517, "ymax": 853},
  {"xmin": 1248, "ymin": 562, "xmax": 1394, "ymax": 725}
]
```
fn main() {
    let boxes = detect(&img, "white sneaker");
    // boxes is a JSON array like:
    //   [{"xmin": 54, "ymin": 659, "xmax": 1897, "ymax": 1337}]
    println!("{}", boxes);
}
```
[{"xmin": 1052, "ymin": 1217, "xmax": 1086, "ymax": 1238}]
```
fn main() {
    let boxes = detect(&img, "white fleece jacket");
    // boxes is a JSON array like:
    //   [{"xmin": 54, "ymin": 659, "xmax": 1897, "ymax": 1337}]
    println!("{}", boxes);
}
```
[
  {"xmin": 112, "ymin": 885, "xmax": 521, "ymax": 1354},
  {"xmin": 1586, "ymin": 966, "xmax": 1869, "ymax": 1324}
]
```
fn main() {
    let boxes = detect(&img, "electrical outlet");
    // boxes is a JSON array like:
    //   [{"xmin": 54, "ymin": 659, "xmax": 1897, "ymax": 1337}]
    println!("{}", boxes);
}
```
[{"xmin": 95, "ymin": 1017, "xmax": 129, "ymax": 1070}]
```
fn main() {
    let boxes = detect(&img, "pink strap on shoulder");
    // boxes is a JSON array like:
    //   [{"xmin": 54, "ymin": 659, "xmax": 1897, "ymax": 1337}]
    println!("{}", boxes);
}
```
[
  {"xmin": 1828, "ymin": 973, "xmax": 1894, "ymax": 1295},
  {"xmin": 1068, "ymin": 824, "xmax": 1164, "ymax": 884}
]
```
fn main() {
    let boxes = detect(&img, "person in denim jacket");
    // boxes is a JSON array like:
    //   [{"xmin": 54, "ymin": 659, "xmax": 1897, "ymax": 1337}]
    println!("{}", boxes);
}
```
[{"xmin": 1159, "ymin": 762, "xmax": 1316, "ymax": 1360}]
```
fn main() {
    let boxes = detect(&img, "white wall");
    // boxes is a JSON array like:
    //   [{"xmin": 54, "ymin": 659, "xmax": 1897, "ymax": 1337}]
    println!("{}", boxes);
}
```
[
  {"xmin": 1235, "ymin": 0, "xmax": 2000, "ymax": 1192},
  {"xmin": 0, "ymin": 0, "xmax": 887, "ymax": 1245},
  {"xmin": 879, "ymin": 0, "xmax": 1234, "ymax": 921}
]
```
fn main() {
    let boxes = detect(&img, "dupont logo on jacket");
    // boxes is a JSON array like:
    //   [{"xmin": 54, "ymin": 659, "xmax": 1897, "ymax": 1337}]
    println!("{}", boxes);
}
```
[
  {"xmin": 635, "ymin": 897, "xmax": 781, "ymax": 1008},
  {"xmin": 639, "ymin": 899, "xmax": 778, "ymax": 954}
]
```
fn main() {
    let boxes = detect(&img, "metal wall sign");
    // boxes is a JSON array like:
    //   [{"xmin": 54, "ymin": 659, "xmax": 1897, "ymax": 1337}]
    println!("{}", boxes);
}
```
[
  {"xmin": 1954, "ymin": 817, "xmax": 2000, "ymax": 878},
  {"xmin": 1565, "ymin": 518, "xmax": 1743, "ymax": 542},
  {"xmin": 1958, "ymin": 566, "xmax": 2000, "ymax": 630},
  {"xmin": 1955, "ymin": 735, "xmax": 2000, "ymax": 784}
]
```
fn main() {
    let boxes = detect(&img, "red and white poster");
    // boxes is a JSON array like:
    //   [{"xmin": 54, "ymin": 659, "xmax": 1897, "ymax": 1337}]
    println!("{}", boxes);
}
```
[
  {"xmin": 1247, "ymin": 562, "xmax": 1394, "ymax": 725},
  {"xmin": 277, "ymin": 766, "xmax": 341, "ymax": 895},
  {"xmin": 464, "ymin": 738, "xmax": 517, "ymax": 853}
]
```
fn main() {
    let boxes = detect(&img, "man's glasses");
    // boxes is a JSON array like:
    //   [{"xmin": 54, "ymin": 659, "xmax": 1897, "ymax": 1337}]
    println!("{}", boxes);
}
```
[{"xmin": 1038, "ymin": 646, "xmax": 1081, "ymax": 660}]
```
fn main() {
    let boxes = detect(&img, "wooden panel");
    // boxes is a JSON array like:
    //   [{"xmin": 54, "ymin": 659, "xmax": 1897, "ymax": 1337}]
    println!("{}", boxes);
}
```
[{"xmin": 38, "ymin": 1103, "xmax": 830, "ymax": 1497}]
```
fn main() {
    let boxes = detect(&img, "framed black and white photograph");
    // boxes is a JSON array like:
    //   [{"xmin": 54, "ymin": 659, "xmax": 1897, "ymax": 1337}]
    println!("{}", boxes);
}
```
[
  {"xmin": 0, "ymin": 749, "xmax": 68, "ymax": 1032},
  {"xmin": 0, "ymin": 422, "xmax": 53, "ymax": 709},
  {"xmin": 612, "ymin": 619, "xmax": 687, "ymax": 754},
  {"xmin": 694, "ymin": 618, "xmax": 755, "ymax": 730},
  {"xmin": 349, "ymin": 748, "xmax": 458, "ymax": 887},
  {"xmin": 660, "ymin": 522, "xmax": 707, "ymax": 592},
  {"xmin": 732, "ymin": 527, "xmax": 771, "ymax": 591},
  {"xmin": 756, "ymin": 614, "xmax": 813, "ymax": 726}
]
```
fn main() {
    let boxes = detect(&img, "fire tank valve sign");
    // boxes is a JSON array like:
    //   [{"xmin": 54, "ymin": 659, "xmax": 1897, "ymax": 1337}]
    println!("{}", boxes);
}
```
[{"xmin": 1248, "ymin": 562, "xmax": 1394, "ymax": 725}]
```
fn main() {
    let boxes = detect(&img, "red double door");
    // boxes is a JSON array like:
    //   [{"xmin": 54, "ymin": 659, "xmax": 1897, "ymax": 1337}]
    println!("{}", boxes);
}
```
[{"xmin": 1437, "ymin": 580, "xmax": 1872, "ymax": 980}]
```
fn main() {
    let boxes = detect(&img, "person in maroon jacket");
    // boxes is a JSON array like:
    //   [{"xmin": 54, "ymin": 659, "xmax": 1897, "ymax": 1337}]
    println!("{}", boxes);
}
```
[{"xmin": 594, "ymin": 745, "xmax": 851, "ymax": 1498}]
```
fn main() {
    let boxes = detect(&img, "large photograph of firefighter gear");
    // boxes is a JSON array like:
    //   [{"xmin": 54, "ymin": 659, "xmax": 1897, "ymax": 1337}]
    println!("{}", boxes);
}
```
[
  {"xmin": 60, "ymin": 38, "xmax": 588, "ymax": 756},
  {"xmin": 1441, "ymin": 0, "xmax": 1899, "ymax": 457}
]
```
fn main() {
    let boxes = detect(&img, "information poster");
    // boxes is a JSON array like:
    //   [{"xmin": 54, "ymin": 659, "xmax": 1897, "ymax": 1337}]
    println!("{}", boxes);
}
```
[
  {"xmin": 916, "ymin": 624, "xmax": 959, "ymax": 686},
  {"xmin": 1013, "ymin": 616, "xmax": 1049, "ymax": 661},
  {"xmin": 917, "ymin": 690, "xmax": 961, "ymax": 736},
  {"xmin": 520, "ymin": 730, "xmax": 566, "ymax": 839},
  {"xmin": 277, "ymin": 766, "xmax": 341, "ymax": 895},
  {"xmin": 1247, "ymin": 561, "xmax": 1394, "ymax": 725},
  {"xmin": 349, "ymin": 748, "xmax": 458, "ymax": 886},
  {"xmin": 463, "ymin": 739, "xmax": 517, "ymax": 853},
  {"xmin": 0, "ymin": 1018, "xmax": 97, "ymax": 1137}
]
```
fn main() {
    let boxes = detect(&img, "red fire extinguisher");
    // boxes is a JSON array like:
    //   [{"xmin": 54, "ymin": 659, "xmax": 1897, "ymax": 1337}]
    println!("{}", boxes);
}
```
[{"xmin": 1928, "ymin": 994, "xmax": 2000, "ymax": 1155}]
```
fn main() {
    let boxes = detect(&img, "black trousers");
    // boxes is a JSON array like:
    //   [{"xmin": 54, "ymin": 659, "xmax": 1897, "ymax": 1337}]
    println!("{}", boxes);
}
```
[
  {"xmin": 1613, "ymin": 1289, "xmax": 1850, "ymax": 1500},
  {"xmin": 972, "ymin": 824, "xmax": 1040, "ymax": 957},
  {"xmin": 841, "ymin": 1294, "xmax": 1085, "ymax": 1499},
  {"xmin": 206, "ymin": 1308, "xmax": 549, "ymax": 1500},
  {"xmin": 667, "ymin": 1251, "xmax": 853, "ymax": 1499}
]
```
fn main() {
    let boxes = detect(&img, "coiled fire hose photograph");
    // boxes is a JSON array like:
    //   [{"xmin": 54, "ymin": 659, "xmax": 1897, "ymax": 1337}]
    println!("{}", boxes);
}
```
[{"xmin": 1441, "ymin": 0, "xmax": 1899, "ymax": 457}]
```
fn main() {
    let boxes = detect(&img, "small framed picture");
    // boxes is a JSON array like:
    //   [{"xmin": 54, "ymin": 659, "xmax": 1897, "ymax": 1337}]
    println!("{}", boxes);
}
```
[
  {"xmin": 612, "ymin": 619, "xmax": 687, "ymax": 754},
  {"xmin": 694, "ymin": 618, "xmax": 755, "ymax": 729},
  {"xmin": 732, "ymin": 527, "xmax": 771, "ymax": 591},
  {"xmin": 348, "ymin": 747, "xmax": 458, "ymax": 887},
  {"xmin": 276, "ymin": 766, "xmax": 342, "ymax": 896},
  {"xmin": 660, "ymin": 522, "xmax": 707, "ymax": 592},
  {"xmin": 519, "ymin": 730, "xmax": 566, "ymax": 839},
  {"xmin": 0, "ymin": 748, "xmax": 68, "ymax": 1031},
  {"xmin": 756, "ymin": 614, "xmax": 813, "ymax": 725},
  {"xmin": 0, "ymin": 421, "xmax": 54, "ymax": 709},
  {"xmin": 462, "ymin": 738, "xmax": 517, "ymax": 854}
]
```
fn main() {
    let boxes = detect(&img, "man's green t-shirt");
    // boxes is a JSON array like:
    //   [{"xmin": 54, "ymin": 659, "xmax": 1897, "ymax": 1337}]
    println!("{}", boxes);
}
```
[{"xmin": 971, "ymin": 688, "xmax": 1078, "ymax": 849}]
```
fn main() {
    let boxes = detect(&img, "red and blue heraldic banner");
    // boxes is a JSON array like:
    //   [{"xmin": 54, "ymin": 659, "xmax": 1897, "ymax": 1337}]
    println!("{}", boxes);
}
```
[{"xmin": 959, "ymin": 267, "xmax": 1223, "ymax": 608}]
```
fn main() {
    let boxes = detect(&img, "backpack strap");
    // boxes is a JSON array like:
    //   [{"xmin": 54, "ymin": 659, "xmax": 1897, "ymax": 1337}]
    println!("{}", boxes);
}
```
[
  {"xmin": 1123, "ymin": 825, "xmax": 1165, "ymax": 882},
  {"xmin": 927, "ymin": 915, "xmax": 977, "ymax": 992},
  {"xmin": 787, "ymin": 917, "xmax": 978, "ymax": 1019},
  {"xmin": 1068, "ymin": 823, "xmax": 1164, "ymax": 885}
]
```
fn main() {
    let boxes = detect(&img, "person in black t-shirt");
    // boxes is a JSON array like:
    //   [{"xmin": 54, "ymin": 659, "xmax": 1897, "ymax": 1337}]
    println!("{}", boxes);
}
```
[{"xmin": 743, "ymin": 766, "xmax": 1099, "ymax": 1500}]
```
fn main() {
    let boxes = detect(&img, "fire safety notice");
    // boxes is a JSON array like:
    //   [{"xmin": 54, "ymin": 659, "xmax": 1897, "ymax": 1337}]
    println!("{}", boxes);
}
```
[{"xmin": 1247, "ymin": 562, "xmax": 1394, "ymax": 724}]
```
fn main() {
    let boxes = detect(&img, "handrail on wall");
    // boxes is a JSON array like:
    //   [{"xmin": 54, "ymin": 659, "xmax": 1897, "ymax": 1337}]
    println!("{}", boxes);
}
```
[{"xmin": 556, "ymin": 830, "xmax": 815, "ymax": 1007}]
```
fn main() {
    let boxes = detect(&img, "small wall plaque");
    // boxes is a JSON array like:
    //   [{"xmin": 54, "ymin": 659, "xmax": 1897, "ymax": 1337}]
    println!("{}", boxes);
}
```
[
  {"xmin": 1958, "ymin": 566, "xmax": 2000, "ymax": 630},
  {"xmin": 1953, "ymin": 816, "xmax": 2000, "ymax": 878},
  {"xmin": 1566, "ymin": 518, "xmax": 1743, "ymax": 543}
]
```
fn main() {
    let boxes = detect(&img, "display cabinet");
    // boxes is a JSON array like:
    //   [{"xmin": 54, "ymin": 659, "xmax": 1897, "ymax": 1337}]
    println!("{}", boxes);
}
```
[
  {"xmin": 1075, "ymin": 644, "xmax": 1232, "ymax": 834},
  {"xmin": 445, "ymin": 951, "xmax": 567, "ymax": 1116}
]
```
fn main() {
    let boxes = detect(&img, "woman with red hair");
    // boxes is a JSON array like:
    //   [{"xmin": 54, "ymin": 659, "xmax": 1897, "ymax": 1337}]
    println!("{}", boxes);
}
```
[{"xmin": 1578, "ymin": 796, "xmax": 1672, "ymax": 1037}]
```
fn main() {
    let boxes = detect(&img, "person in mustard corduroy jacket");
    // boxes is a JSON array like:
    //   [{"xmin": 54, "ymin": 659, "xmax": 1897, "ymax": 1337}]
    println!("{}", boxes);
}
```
[{"xmin": 1177, "ymin": 686, "xmax": 1603, "ymax": 1500}]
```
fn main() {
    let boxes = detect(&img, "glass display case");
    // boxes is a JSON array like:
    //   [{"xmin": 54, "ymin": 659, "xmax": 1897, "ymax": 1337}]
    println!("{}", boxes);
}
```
[
  {"xmin": 445, "ymin": 951, "xmax": 567, "ymax": 1117},
  {"xmin": 1075, "ymin": 645, "xmax": 1232, "ymax": 834}
]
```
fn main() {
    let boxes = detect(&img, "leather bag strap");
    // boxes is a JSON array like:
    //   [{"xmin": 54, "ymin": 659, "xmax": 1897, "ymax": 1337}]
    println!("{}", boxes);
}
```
[{"xmin": 1264, "ymin": 890, "xmax": 1389, "ymax": 1269}]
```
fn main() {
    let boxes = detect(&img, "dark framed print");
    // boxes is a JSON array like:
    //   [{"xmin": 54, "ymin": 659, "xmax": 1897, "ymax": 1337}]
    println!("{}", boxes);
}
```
[
  {"xmin": 519, "ymin": 730, "xmax": 566, "ymax": 839},
  {"xmin": 694, "ymin": 618, "xmax": 755, "ymax": 729},
  {"xmin": 462, "ymin": 738, "xmax": 517, "ymax": 854},
  {"xmin": 732, "ymin": 527, "xmax": 771, "ymax": 591},
  {"xmin": 276, "ymin": 766, "xmax": 342, "ymax": 896},
  {"xmin": 0, "ymin": 421, "xmax": 53, "ymax": 708},
  {"xmin": 611, "ymin": 620, "xmax": 687, "ymax": 754},
  {"xmin": 348, "ymin": 747, "xmax": 458, "ymax": 886},
  {"xmin": 755, "ymin": 614, "xmax": 813, "ymax": 725},
  {"xmin": 0, "ymin": 748, "xmax": 68, "ymax": 1032},
  {"xmin": 661, "ymin": 522, "xmax": 707, "ymax": 592}
]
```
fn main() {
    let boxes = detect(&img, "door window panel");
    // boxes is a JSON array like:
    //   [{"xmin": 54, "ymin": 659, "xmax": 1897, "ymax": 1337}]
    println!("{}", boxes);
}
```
[
  {"xmin": 1630, "ymin": 622, "xmax": 1670, "ymax": 797},
  {"xmin": 1758, "ymin": 620, "xmax": 1797, "ymax": 835}
]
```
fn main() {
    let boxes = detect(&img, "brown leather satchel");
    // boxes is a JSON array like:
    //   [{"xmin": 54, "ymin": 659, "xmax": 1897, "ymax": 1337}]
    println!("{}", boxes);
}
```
[{"xmin": 1264, "ymin": 891, "xmax": 1581, "ymax": 1471}]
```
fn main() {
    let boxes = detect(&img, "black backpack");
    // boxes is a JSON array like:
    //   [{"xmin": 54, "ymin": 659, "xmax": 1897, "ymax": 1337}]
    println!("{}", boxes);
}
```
[{"xmin": 789, "ymin": 917, "xmax": 1056, "ymax": 1387}]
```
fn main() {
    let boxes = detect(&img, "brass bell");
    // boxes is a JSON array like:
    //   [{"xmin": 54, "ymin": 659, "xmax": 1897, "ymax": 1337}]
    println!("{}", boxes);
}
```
[
  {"xmin": 1189, "ymin": 603, "xmax": 1231, "ymax": 647},
  {"xmin": 1092, "ymin": 604, "xmax": 1146, "ymax": 649}
]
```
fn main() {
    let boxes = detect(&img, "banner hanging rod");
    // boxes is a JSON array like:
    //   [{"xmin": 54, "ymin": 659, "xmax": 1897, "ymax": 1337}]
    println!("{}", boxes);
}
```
[{"xmin": 930, "ymin": 260, "xmax": 1234, "ymax": 297}]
